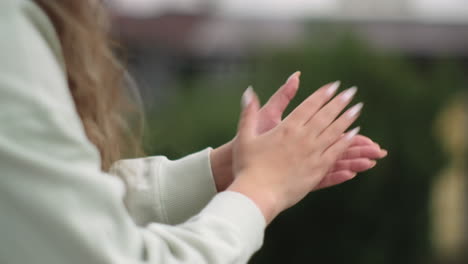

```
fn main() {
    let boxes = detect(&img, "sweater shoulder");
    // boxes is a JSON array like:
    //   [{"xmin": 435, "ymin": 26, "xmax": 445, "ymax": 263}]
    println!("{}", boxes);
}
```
[{"xmin": 0, "ymin": 0, "xmax": 65, "ymax": 71}]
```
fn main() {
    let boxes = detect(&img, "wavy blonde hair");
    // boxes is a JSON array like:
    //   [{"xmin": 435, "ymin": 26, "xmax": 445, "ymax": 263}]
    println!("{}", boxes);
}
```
[{"xmin": 35, "ymin": 0, "xmax": 144, "ymax": 171}]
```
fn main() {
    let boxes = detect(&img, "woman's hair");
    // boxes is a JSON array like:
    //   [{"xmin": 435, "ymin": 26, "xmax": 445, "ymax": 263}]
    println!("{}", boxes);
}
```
[{"xmin": 34, "ymin": 0, "xmax": 144, "ymax": 171}]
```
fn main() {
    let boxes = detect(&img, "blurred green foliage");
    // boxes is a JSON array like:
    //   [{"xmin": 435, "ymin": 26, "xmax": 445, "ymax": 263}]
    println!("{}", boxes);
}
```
[{"xmin": 144, "ymin": 31, "xmax": 466, "ymax": 264}]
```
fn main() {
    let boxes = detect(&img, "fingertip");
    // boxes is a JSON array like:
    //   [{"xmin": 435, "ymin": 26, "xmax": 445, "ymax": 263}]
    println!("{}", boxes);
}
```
[
  {"xmin": 345, "ymin": 127, "xmax": 361, "ymax": 140},
  {"xmin": 294, "ymin": 71, "xmax": 302, "ymax": 80},
  {"xmin": 381, "ymin": 149, "xmax": 388, "ymax": 157},
  {"xmin": 241, "ymin": 86, "xmax": 255, "ymax": 109},
  {"xmin": 281, "ymin": 72, "xmax": 301, "ymax": 104},
  {"xmin": 326, "ymin": 80, "xmax": 341, "ymax": 96},
  {"xmin": 287, "ymin": 71, "xmax": 302, "ymax": 83},
  {"xmin": 288, "ymin": 72, "xmax": 302, "ymax": 93},
  {"xmin": 354, "ymin": 135, "xmax": 374, "ymax": 146},
  {"xmin": 288, "ymin": 72, "xmax": 301, "ymax": 91},
  {"xmin": 238, "ymin": 87, "xmax": 260, "ymax": 140},
  {"xmin": 242, "ymin": 86, "xmax": 260, "ymax": 111}
]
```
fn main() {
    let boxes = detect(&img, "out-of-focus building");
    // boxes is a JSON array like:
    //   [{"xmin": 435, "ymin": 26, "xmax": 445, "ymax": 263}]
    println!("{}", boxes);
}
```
[
  {"xmin": 111, "ymin": 6, "xmax": 468, "ymax": 106},
  {"xmin": 111, "ymin": 10, "xmax": 303, "ymax": 108}
]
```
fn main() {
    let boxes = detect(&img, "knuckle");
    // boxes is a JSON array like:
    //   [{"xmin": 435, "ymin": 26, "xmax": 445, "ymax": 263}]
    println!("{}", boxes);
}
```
[
  {"xmin": 330, "ymin": 122, "xmax": 347, "ymax": 138},
  {"xmin": 313, "ymin": 115, "xmax": 329, "ymax": 128},
  {"xmin": 320, "ymin": 107, "xmax": 333, "ymax": 118},
  {"xmin": 281, "ymin": 125, "xmax": 296, "ymax": 138}
]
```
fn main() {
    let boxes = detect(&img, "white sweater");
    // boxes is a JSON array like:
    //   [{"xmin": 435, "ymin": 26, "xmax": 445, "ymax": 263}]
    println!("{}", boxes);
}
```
[{"xmin": 0, "ymin": 0, "xmax": 266, "ymax": 263}]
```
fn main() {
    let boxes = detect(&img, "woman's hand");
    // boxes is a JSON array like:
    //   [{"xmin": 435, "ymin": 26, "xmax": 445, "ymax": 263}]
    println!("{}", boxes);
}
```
[
  {"xmin": 228, "ymin": 83, "xmax": 364, "ymax": 223},
  {"xmin": 314, "ymin": 135, "xmax": 386, "ymax": 190},
  {"xmin": 210, "ymin": 73, "xmax": 387, "ymax": 192}
]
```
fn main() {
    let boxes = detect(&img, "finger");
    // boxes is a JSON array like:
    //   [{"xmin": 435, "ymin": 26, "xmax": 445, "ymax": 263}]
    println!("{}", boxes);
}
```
[
  {"xmin": 350, "ymin": 136, "xmax": 388, "ymax": 158},
  {"xmin": 372, "ymin": 143, "xmax": 388, "ymax": 157},
  {"xmin": 263, "ymin": 71, "xmax": 301, "ymax": 119},
  {"xmin": 284, "ymin": 81, "xmax": 341, "ymax": 126},
  {"xmin": 313, "ymin": 170, "xmax": 357, "ymax": 191},
  {"xmin": 336, "ymin": 134, "xmax": 373, "ymax": 147},
  {"xmin": 306, "ymin": 86, "xmax": 358, "ymax": 137},
  {"xmin": 322, "ymin": 126, "xmax": 361, "ymax": 165},
  {"xmin": 331, "ymin": 158, "xmax": 377, "ymax": 173},
  {"xmin": 317, "ymin": 102, "xmax": 363, "ymax": 151},
  {"xmin": 340, "ymin": 145, "xmax": 384, "ymax": 160},
  {"xmin": 238, "ymin": 86, "xmax": 260, "ymax": 142},
  {"xmin": 381, "ymin": 149, "xmax": 388, "ymax": 157},
  {"xmin": 351, "ymin": 135, "xmax": 375, "ymax": 147}
]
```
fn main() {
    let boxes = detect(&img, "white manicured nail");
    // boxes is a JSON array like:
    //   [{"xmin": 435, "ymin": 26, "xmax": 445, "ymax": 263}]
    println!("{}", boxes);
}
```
[
  {"xmin": 242, "ymin": 86, "xmax": 254, "ymax": 109},
  {"xmin": 341, "ymin": 86, "xmax": 358, "ymax": 102},
  {"xmin": 327, "ymin": 81, "xmax": 341, "ymax": 96},
  {"xmin": 347, "ymin": 102, "xmax": 364, "ymax": 118},
  {"xmin": 287, "ymin": 71, "xmax": 301, "ymax": 82},
  {"xmin": 345, "ymin": 126, "xmax": 361, "ymax": 140}
]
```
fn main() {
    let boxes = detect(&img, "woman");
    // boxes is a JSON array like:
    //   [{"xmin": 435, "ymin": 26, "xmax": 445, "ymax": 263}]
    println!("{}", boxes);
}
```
[{"xmin": 0, "ymin": 0, "xmax": 387, "ymax": 263}]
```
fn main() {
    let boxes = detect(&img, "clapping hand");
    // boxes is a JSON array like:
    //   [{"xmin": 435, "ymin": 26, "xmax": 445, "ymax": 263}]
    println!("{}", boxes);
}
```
[
  {"xmin": 229, "ymin": 73, "xmax": 387, "ymax": 223},
  {"xmin": 211, "ymin": 72, "xmax": 387, "ymax": 192},
  {"xmin": 256, "ymin": 72, "xmax": 387, "ymax": 190}
]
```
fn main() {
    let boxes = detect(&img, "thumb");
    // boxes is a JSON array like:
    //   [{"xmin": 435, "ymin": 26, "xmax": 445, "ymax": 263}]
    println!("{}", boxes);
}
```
[
  {"xmin": 263, "ymin": 71, "xmax": 301, "ymax": 119},
  {"xmin": 238, "ymin": 86, "xmax": 260, "ymax": 141}
]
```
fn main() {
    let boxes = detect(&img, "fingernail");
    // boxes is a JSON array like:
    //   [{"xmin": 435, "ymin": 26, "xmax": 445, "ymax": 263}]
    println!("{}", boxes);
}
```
[
  {"xmin": 347, "ymin": 102, "xmax": 364, "ymax": 118},
  {"xmin": 242, "ymin": 86, "xmax": 254, "ymax": 109},
  {"xmin": 370, "ymin": 161, "xmax": 377, "ymax": 168},
  {"xmin": 287, "ymin": 71, "xmax": 301, "ymax": 82},
  {"xmin": 327, "ymin": 81, "xmax": 341, "ymax": 96},
  {"xmin": 345, "ymin": 126, "xmax": 361, "ymax": 140},
  {"xmin": 341, "ymin": 86, "xmax": 358, "ymax": 102}
]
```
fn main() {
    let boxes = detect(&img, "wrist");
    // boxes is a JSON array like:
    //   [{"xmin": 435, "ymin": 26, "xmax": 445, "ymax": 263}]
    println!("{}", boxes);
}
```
[
  {"xmin": 210, "ymin": 140, "xmax": 234, "ymax": 192},
  {"xmin": 227, "ymin": 171, "xmax": 281, "ymax": 225}
]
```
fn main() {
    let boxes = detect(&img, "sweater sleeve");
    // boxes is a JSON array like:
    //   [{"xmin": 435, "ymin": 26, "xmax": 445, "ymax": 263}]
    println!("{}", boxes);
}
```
[
  {"xmin": 0, "ymin": 1, "xmax": 266, "ymax": 264},
  {"xmin": 110, "ymin": 149, "xmax": 218, "ymax": 226}
]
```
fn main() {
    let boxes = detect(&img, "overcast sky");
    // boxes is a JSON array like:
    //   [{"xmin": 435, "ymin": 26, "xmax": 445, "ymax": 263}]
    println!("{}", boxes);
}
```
[
  {"xmin": 110, "ymin": 0, "xmax": 337, "ymax": 17},
  {"xmin": 412, "ymin": 0, "xmax": 468, "ymax": 17},
  {"xmin": 110, "ymin": 0, "xmax": 468, "ymax": 21}
]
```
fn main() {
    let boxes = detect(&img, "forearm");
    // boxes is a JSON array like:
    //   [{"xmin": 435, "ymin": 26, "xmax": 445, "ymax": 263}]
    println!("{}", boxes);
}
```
[{"xmin": 111, "ymin": 148, "xmax": 218, "ymax": 225}]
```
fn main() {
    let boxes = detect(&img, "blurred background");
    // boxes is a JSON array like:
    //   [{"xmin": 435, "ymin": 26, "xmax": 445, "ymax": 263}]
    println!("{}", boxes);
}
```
[{"xmin": 108, "ymin": 0, "xmax": 468, "ymax": 263}]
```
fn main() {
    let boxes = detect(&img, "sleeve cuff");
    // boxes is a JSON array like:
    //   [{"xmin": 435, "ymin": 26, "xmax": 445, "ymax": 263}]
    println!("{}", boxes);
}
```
[
  {"xmin": 159, "ymin": 148, "xmax": 218, "ymax": 224},
  {"xmin": 199, "ymin": 191, "xmax": 267, "ymax": 256}
]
